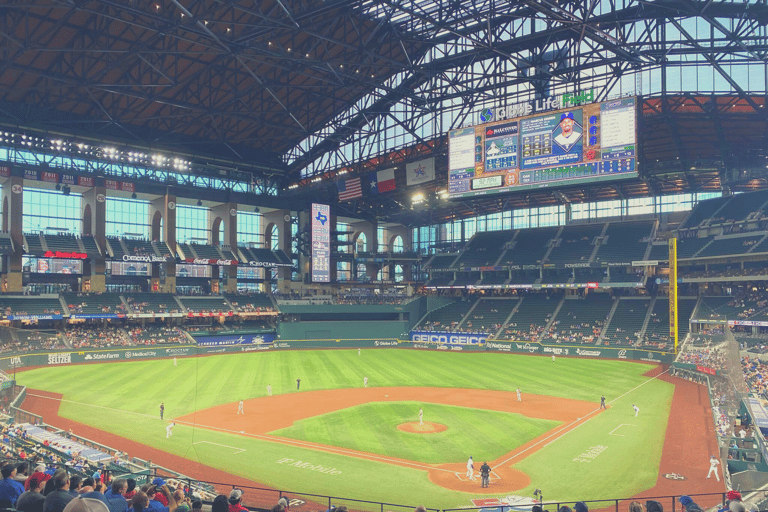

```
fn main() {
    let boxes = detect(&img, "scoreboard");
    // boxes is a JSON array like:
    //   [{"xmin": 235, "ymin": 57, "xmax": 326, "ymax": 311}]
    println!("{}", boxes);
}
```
[{"xmin": 448, "ymin": 97, "xmax": 637, "ymax": 199}]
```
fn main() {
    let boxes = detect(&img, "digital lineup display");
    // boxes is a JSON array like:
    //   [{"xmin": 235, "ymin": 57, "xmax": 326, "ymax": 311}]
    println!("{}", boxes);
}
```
[
  {"xmin": 311, "ymin": 203, "xmax": 330, "ymax": 283},
  {"xmin": 448, "ymin": 97, "xmax": 637, "ymax": 199}
]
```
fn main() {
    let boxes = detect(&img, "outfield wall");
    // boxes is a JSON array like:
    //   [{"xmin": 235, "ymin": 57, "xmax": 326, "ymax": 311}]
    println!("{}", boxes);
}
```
[{"xmin": 0, "ymin": 337, "xmax": 675, "ymax": 372}]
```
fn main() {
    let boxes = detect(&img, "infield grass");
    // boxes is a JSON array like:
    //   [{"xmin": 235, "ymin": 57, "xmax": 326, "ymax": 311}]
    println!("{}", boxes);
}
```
[
  {"xmin": 272, "ymin": 402, "xmax": 559, "ymax": 463},
  {"xmin": 15, "ymin": 349, "xmax": 674, "ymax": 508}
]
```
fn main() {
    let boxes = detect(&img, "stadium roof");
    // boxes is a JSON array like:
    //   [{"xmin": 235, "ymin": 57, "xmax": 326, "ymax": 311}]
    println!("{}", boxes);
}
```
[{"xmin": 0, "ymin": 1, "xmax": 766, "ymax": 224}]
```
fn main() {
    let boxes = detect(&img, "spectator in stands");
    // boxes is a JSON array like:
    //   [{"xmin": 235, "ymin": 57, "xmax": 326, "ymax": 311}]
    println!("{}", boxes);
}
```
[
  {"xmin": 140, "ymin": 485, "xmax": 176, "ymax": 512},
  {"xmin": 62, "ymin": 497, "xmax": 109, "ymax": 512},
  {"xmin": 190, "ymin": 501, "xmax": 202, "ymax": 512},
  {"xmin": 628, "ymin": 502, "xmax": 643, "ymax": 512},
  {"xmin": 43, "ymin": 469, "xmax": 74, "ymax": 512},
  {"xmin": 16, "ymin": 462, "xmax": 29, "ymax": 484},
  {"xmin": 150, "ymin": 479, "xmax": 168, "ymax": 507},
  {"xmin": 123, "ymin": 480, "xmax": 137, "ymax": 502},
  {"xmin": 645, "ymin": 501, "xmax": 663, "ymax": 512},
  {"xmin": 68, "ymin": 477, "xmax": 82, "ymax": 496},
  {"xmin": 679, "ymin": 496, "xmax": 703, "ymax": 512},
  {"xmin": 103, "ymin": 479, "xmax": 128, "ymax": 512},
  {"xmin": 0, "ymin": 463, "xmax": 26, "ymax": 506},
  {"xmin": 17, "ymin": 472, "xmax": 48, "ymax": 512},
  {"xmin": 211, "ymin": 496, "xmax": 228, "ymax": 512},
  {"xmin": 227, "ymin": 490, "xmax": 247, "ymax": 512}
]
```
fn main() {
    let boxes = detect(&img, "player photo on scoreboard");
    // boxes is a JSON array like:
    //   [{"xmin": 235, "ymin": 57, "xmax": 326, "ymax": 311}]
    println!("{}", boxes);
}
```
[{"xmin": 552, "ymin": 111, "xmax": 583, "ymax": 154}]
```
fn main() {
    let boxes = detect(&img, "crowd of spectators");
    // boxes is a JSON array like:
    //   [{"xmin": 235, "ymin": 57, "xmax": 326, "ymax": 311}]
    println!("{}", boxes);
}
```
[
  {"xmin": 124, "ymin": 298, "xmax": 180, "ymax": 316},
  {"xmin": 500, "ymin": 320, "xmax": 549, "ymax": 342},
  {"xmin": 65, "ymin": 327, "xmax": 129, "ymax": 349},
  {"xmin": 127, "ymin": 326, "xmax": 185, "ymax": 345}
]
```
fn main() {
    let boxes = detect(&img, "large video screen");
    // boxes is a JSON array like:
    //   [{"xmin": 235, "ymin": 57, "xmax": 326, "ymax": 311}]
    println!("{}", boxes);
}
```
[{"xmin": 448, "ymin": 97, "xmax": 637, "ymax": 199}]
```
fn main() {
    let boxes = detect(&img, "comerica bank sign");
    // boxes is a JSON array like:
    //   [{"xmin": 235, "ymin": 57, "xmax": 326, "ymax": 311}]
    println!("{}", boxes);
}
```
[{"xmin": 478, "ymin": 89, "xmax": 596, "ymax": 124}]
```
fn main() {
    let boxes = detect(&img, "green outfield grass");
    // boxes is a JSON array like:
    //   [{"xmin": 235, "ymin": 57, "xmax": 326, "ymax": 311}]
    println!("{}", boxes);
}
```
[
  {"xmin": 15, "ymin": 350, "xmax": 674, "ymax": 508},
  {"xmin": 271, "ymin": 402, "xmax": 559, "ymax": 463}
]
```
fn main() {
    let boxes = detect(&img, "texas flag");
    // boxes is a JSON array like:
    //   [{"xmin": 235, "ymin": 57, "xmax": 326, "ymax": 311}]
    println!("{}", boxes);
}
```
[{"xmin": 369, "ymin": 168, "xmax": 396, "ymax": 194}]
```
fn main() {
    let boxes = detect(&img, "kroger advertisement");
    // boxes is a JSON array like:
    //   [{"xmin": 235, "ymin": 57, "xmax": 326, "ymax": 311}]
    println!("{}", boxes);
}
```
[{"xmin": 410, "ymin": 331, "xmax": 488, "ymax": 345}]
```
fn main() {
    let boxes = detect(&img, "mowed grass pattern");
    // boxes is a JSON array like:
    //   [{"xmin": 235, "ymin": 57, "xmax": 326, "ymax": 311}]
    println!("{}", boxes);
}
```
[
  {"xmin": 272, "ymin": 402, "xmax": 559, "ymax": 463},
  {"xmin": 15, "ymin": 350, "xmax": 674, "ymax": 507}
]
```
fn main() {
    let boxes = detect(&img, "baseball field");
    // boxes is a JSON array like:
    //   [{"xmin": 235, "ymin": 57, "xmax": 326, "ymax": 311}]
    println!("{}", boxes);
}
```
[{"xmin": 16, "ymin": 349, "xmax": 675, "ymax": 509}]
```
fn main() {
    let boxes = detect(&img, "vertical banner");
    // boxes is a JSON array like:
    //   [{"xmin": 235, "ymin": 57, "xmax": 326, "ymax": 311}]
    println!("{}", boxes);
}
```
[
  {"xmin": 668, "ymin": 238, "xmax": 678, "ymax": 353},
  {"xmin": 311, "ymin": 203, "xmax": 330, "ymax": 283}
]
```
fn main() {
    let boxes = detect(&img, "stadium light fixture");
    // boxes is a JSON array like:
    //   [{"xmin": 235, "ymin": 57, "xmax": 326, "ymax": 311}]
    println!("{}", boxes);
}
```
[{"xmin": 412, "ymin": 193, "xmax": 424, "ymax": 203}]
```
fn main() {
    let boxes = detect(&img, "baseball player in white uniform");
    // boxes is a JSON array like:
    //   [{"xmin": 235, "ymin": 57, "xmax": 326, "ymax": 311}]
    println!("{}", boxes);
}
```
[
  {"xmin": 363, "ymin": 377, "xmax": 368, "ymax": 388},
  {"xmin": 237, "ymin": 400, "xmax": 244, "ymax": 414},
  {"xmin": 633, "ymin": 404, "xmax": 639, "ymax": 417},
  {"xmin": 358, "ymin": 348, "xmax": 361, "ymax": 356},
  {"xmin": 552, "ymin": 354, "xmax": 555, "ymax": 363},
  {"xmin": 267, "ymin": 385, "xmax": 272, "ymax": 396},
  {"xmin": 466, "ymin": 456, "xmax": 475, "ymax": 480},
  {"xmin": 165, "ymin": 422, "xmax": 175, "ymax": 438},
  {"xmin": 173, "ymin": 357, "xmax": 177, "ymax": 366},
  {"xmin": 419, "ymin": 408, "xmax": 423, "ymax": 425},
  {"xmin": 707, "ymin": 455, "xmax": 720, "ymax": 481},
  {"xmin": 516, "ymin": 387, "xmax": 521, "ymax": 402}
]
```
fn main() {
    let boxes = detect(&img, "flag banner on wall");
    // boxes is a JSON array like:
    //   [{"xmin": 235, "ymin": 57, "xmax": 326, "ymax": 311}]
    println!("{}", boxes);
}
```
[
  {"xmin": 337, "ymin": 177, "xmax": 362, "ymax": 201},
  {"xmin": 368, "ymin": 168, "xmax": 396, "ymax": 194},
  {"xmin": 406, "ymin": 158, "xmax": 435, "ymax": 186}
]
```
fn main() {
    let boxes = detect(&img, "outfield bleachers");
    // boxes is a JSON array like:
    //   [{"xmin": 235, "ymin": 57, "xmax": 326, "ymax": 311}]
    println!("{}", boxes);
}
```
[
  {"xmin": 677, "ymin": 236, "xmax": 714, "ymax": 258},
  {"xmin": 542, "ymin": 296, "xmax": 613, "ymax": 344},
  {"xmin": 547, "ymin": 224, "xmax": 603, "ymax": 264},
  {"xmin": 25, "ymin": 233, "xmax": 45, "ymax": 255},
  {"xmin": 501, "ymin": 294, "xmax": 560, "ymax": 341},
  {"xmin": 425, "ymin": 254, "xmax": 459, "ymax": 270},
  {"xmin": 80, "ymin": 236, "xmax": 101, "ymax": 258},
  {"xmin": 711, "ymin": 190, "xmax": 768, "ymax": 224},
  {"xmin": 63, "ymin": 293, "xmax": 126, "ymax": 316},
  {"xmin": 224, "ymin": 293, "xmax": 275, "ymax": 312},
  {"xmin": 696, "ymin": 234, "xmax": 765, "ymax": 258},
  {"xmin": 602, "ymin": 298, "xmax": 650, "ymax": 346},
  {"xmin": 459, "ymin": 298, "xmax": 519, "ymax": 334},
  {"xmin": 417, "ymin": 298, "xmax": 476, "ymax": 331},
  {"xmin": 594, "ymin": 221, "xmax": 653, "ymax": 264},
  {"xmin": 648, "ymin": 243, "xmax": 668, "ymax": 261},
  {"xmin": 453, "ymin": 231, "xmax": 512, "ymax": 268},
  {"xmin": 0, "ymin": 296, "xmax": 64, "ymax": 317},
  {"xmin": 123, "ymin": 237, "xmax": 160, "ymax": 257},
  {"xmin": 643, "ymin": 298, "xmax": 673, "ymax": 348},
  {"xmin": 124, "ymin": 293, "xmax": 180, "ymax": 314},
  {"xmin": 680, "ymin": 195, "xmax": 730, "ymax": 229},
  {"xmin": 178, "ymin": 296, "xmax": 233, "ymax": 314},
  {"xmin": 500, "ymin": 227, "xmax": 558, "ymax": 266}
]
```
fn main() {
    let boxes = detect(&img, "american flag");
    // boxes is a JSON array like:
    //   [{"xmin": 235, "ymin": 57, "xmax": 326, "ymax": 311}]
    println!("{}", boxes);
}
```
[{"xmin": 337, "ymin": 177, "xmax": 362, "ymax": 201}]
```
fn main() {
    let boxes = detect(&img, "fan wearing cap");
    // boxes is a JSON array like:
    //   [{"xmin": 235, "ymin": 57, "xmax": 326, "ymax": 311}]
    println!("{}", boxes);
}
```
[
  {"xmin": 62, "ymin": 497, "xmax": 110, "ymax": 512},
  {"xmin": 553, "ymin": 112, "xmax": 582, "ymax": 152},
  {"xmin": 679, "ymin": 496, "xmax": 703, "ymax": 512},
  {"xmin": 16, "ymin": 471, "xmax": 50, "ymax": 512},
  {"xmin": 228, "ymin": 490, "xmax": 247, "ymax": 512},
  {"xmin": 150, "ymin": 479, "xmax": 169, "ymax": 507},
  {"xmin": 0, "ymin": 463, "xmax": 25, "ymax": 506},
  {"xmin": 139, "ymin": 484, "xmax": 177, "ymax": 512}
]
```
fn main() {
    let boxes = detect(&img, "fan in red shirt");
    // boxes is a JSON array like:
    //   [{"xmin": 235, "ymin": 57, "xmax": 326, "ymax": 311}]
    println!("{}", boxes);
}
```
[{"xmin": 228, "ymin": 490, "xmax": 248, "ymax": 512}]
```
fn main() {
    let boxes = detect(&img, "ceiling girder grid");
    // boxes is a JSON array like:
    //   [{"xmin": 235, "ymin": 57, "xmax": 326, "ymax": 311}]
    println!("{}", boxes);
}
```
[{"xmin": 287, "ymin": 0, "xmax": 768, "ymax": 183}]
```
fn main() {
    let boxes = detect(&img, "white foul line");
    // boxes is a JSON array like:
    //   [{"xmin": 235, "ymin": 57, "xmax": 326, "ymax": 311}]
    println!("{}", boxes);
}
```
[
  {"xmin": 609, "ymin": 424, "xmax": 636, "ymax": 436},
  {"xmin": 192, "ymin": 440, "xmax": 245, "ymax": 455}
]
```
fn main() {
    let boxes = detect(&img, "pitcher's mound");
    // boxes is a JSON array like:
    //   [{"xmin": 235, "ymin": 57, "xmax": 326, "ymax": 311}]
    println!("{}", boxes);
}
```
[{"xmin": 398, "ymin": 422, "xmax": 447, "ymax": 434}]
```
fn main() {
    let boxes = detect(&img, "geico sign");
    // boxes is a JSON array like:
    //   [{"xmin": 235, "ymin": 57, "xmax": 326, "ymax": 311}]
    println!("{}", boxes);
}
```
[{"xmin": 412, "ymin": 334, "xmax": 486, "ymax": 344}]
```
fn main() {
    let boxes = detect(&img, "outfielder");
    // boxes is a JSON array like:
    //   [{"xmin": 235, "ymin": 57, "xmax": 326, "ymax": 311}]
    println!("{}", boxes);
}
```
[
  {"xmin": 173, "ymin": 357, "xmax": 177, "ymax": 366},
  {"xmin": 516, "ymin": 387, "xmax": 521, "ymax": 402},
  {"xmin": 707, "ymin": 455, "xmax": 720, "ymax": 481},
  {"xmin": 364, "ymin": 377, "xmax": 368, "ymax": 388},
  {"xmin": 419, "ymin": 408, "xmax": 423, "ymax": 425},
  {"xmin": 466, "ymin": 456, "xmax": 475, "ymax": 481},
  {"xmin": 267, "ymin": 385, "xmax": 272, "ymax": 396},
  {"xmin": 165, "ymin": 422, "xmax": 175, "ymax": 438},
  {"xmin": 237, "ymin": 400, "xmax": 244, "ymax": 415},
  {"xmin": 633, "ymin": 404, "xmax": 639, "ymax": 417}
]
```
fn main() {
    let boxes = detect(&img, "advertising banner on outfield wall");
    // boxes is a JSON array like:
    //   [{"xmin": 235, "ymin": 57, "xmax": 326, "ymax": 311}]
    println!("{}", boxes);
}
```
[
  {"xmin": 194, "ymin": 334, "xmax": 276, "ymax": 347},
  {"xmin": 409, "ymin": 331, "xmax": 488, "ymax": 345}
]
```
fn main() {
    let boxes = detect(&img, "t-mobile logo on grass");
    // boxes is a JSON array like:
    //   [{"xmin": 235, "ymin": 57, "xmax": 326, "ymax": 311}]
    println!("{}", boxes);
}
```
[{"xmin": 277, "ymin": 458, "xmax": 342, "ymax": 475}]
